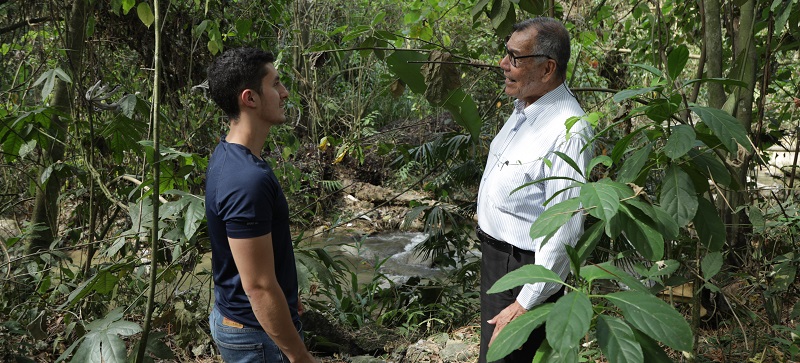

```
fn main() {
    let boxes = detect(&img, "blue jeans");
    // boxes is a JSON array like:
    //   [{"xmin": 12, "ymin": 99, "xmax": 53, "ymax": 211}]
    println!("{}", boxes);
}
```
[{"xmin": 209, "ymin": 306, "xmax": 303, "ymax": 363}]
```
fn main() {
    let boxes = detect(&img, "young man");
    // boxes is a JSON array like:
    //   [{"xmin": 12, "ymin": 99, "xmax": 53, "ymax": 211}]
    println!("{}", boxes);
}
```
[
  {"xmin": 205, "ymin": 47, "xmax": 316, "ymax": 363},
  {"xmin": 476, "ymin": 18, "xmax": 594, "ymax": 362}
]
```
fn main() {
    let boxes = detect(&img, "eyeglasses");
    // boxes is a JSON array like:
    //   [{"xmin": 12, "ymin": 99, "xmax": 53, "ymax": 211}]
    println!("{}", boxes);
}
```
[{"xmin": 504, "ymin": 45, "xmax": 553, "ymax": 67}]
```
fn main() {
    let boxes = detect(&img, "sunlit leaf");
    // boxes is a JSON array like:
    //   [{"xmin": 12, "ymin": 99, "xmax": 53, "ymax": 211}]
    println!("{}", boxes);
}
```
[{"xmin": 137, "ymin": 3, "xmax": 155, "ymax": 28}]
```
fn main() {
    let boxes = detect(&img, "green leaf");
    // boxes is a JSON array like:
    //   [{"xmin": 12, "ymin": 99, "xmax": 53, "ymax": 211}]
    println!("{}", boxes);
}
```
[
  {"xmin": 702, "ymin": 251, "xmax": 723, "ymax": 280},
  {"xmin": 626, "ymin": 63, "xmax": 663, "ymax": 77},
  {"xmin": 747, "ymin": 205, "xmax": 766, "ymax": 233},
  {"xmin": 613, "ymin": 87, "xmax": 658, "ymax": 103},
  {"xmin": 666, "ymin": 45, "xmax": 689, "ymax": 80},
  {"xmin": 529, "ymin": 198, "xmax": 581, "ymax": 240},
  {"xmin": 73, "ymin": 308, "xmax": 141, "ymax": 363},
  {"xmin": 617, "ymin": 143, "xmax": 652, "ymax": 184},
  {"xmin": 490, "ymin": 0, "xmax": 512, "ymax": 30},
  {"xmin": 518, "ymin": 0, "xmax": 548, "ymax": 15},
  {"xmin": 532, "ymin": 339, "xmax": 578, "ymax": 363},
  {"xmin": 487, "ymin": 264, "xmax": 564, "ymax": 294},
  {"xmin": 645, "ymin": 98, "xmax": 679, "ymax": 123},
  {"xmin": 93, "ymin": 270, "xmax": 119, "ymax": 295},
  {"xmin": 122, "ymin": 0, "xmax": 136, "ymax": 14},
  {"xmin": 690, "ymin": 106, "xmax": 752, "ymax": 153},
  {"xmin": 605, "ymin": 291, "xmax": 693, "ymax": 352},
  {"xmin": 597, "ymin": 315, "xmax": 643, "ymax": 363},
  {"xmin": 631, "ymin": 328, "xmax": 673, "ymax": 363},
  {"xmin": 487, "ymin": 304, "xmax": 553, "ymax": 361},
  {"xmin": 33, "ymin": 69, "xmax": 57, "ymax": 100},
  {"xmin": 687, "ymin": 149, "xmax": 732, "ymax": 187},
  {"xmin": 582, "ymin": 262, "xmax": 651, "ymax": 293},
  {"xmin": 471, "ymin": 0, "xmax": 491, "ymax": 20},
  {"xmin": 546, "ymin": 291, "xmax": 592, "ymax": 354},
  {"xmin": 693, "ymin": 197, "xmax": 725, "ymax": 252},
  {"xmin": 183, "ymin": 197, "xmax": 204, "ymax": 239},
  {"xmin": 580, "ymin": 179, "xmax": 620, "ymax": 221},
  {"xmin": 576, "ymin": 221, "xmax": 604, "ymax": 263},
  {"xmin": 588, "ymin": 155, "xmax": 613, "ymax": 174},
  {"xmin": 652, "ymin": 205, "xmax": 679, "ymax": 240},
  {"xmin": 660, "ymin": 164, "xmax": 698, "ymax": 227},
  {"xmin": 663, "ymin": 125, "xmax": 696, "ymax": 160},
  {"xmin": 619, "ymin": 205, "xmax": 665, "ymax": 261},
  {"xmin": 137, "ymin": 3, "xmax": 154, "ymax": 28}
]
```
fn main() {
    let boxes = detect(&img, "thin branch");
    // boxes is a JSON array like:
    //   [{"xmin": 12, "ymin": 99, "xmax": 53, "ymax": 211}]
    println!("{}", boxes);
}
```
[
  {"xmin": 406, "ymin": 60, "xmax": 499, "ymax": 69},
  {"xmin": 0, "ymin": 16, "xmax": 59, "ymax": 35}
]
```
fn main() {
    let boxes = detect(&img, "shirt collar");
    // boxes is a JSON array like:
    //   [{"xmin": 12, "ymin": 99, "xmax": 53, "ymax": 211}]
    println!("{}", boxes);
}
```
[{"xmin": 512, "ymin": 82, "xmax": 572, "ymax": 125}]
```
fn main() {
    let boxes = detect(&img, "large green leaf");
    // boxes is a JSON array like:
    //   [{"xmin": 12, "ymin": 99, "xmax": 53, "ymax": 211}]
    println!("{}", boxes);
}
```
[
  {"xmin": 487, "ymin": 265, "xmax": 565, "ymax": 294},
  {"xmin": 72, "ymin": 308, "xmax": 141, "ymax": 363},
  {"xmin": 619, "ymin": 205, "xmax": 664, "ymax": 261},
  {"xmin": 666, "ymin": 45, "xmax": 689, "ymax": 80},
  {"xmin": 546, "ymin": 291, "xmax": 593, "ymax": 354},
  {"xmin": 631, "ymin": 328, "xmax": 673, "ymax": 363},
  {"xmin": 687, "ymin": 149, "xmax": 732, "ymax": 187},
  {"xmin": 532, "ymin": 340, "xmax": 578, "ymax": 363},
  {"xmin": 576, "ymin": 221, "xmax": 604, "ymax": 263},
  {"xmin": 581, "ymin": 262, "xmax": 651, "ymax": 293},
  {"xmin": 580, "ymin": 179, "xmax": 620, "ymax": 221},
  {"xmin": 645, "ymin": 97, "xmax": 680, "ymax": 123},
  {"xmin": 652, "ymin": 205, "xmax": 679, "ymax": 240},
  {"xmin": 693, "ymin": 197, "xmax": 726, "ymax": 252},
  {"xmin": 663, "ymin": 124, "xmax": 696, "ymax": 160},
  {"xmin": 597, "ymin": 315, "xmax": 643, "ymax": 363},
  {"xmin": 702, "ymin": 251, "xmax": 723, "ymax": 280},
  {"xmin": 690, "ymin": 106, "xmax": 752, "ymax": 153},
  {"xmin": 137, "ymin": 3, "xmax": 155, "ymax": 28},
  {"xmin": 471, "ymin": 0, "xmax": 492, "ymax": 20},
  {"xmin": 660, "ymin": 164, "xmax": 698, "ymax": 227},
  {"xmin": 617, "ymin": 143, "xmax": 652, "ymax": 184},
  {"xmin": 487, "ymin": 304, "xmax": 553, "ymax": 361},
  {"xmin": 605, "ymin": 292, "xmax": 693, "ymax": 352},
  {"xmin": 529, "ymin": 198, "xmax": 581, "ymax": 240}
]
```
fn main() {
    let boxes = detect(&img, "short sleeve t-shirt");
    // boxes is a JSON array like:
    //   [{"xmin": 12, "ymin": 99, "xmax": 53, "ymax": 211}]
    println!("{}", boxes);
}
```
[{"xmin": 205, "ymin": 138, "xmax": 299, "ymax": 328}]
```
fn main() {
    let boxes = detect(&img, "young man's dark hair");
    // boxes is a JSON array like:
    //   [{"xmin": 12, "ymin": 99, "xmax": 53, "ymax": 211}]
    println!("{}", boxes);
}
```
[{"xmin": 207, "ymin": 48, "xmax": 275, "ymax": 119}]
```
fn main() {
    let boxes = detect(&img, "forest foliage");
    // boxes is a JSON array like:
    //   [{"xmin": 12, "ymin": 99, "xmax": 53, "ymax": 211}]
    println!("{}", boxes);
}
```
[{"xmin": 1, "ymin": 0, "xmax": 800, "ymax": 362}]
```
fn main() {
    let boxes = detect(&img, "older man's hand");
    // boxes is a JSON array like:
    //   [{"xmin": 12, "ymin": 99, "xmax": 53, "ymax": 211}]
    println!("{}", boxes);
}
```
[{"xmin": 487, "ymin": 300, "xmax": 528, "ymax": 347}]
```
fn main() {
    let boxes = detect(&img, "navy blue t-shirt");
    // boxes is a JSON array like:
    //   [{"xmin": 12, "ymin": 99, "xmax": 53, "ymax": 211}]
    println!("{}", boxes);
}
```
[{"xmin": 205, "ymin": 138, "xmax": 299, "ymax": 328}]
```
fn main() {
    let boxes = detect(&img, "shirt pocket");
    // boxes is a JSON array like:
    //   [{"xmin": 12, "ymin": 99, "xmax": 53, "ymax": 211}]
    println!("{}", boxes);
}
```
[{"xmin": 486, "ymin": 160, "xmax": 545, "ymax": 215}]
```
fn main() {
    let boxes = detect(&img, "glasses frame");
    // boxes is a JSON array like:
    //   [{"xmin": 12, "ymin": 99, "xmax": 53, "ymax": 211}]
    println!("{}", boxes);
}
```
[{"xmin": 504, "ymin": 45, "xmax": 554, "ymax": 67}]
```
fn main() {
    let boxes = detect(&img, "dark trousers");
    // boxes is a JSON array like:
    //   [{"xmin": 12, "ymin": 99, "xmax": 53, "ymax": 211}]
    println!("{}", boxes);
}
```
[{"xmin": 478, "ymin": 235, "xmax": 564, "ymax": 363}]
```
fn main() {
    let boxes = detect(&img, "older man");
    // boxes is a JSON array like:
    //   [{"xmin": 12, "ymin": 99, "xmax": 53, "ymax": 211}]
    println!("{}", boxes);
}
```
[{"xmin": 477, "ymin": 18, "xmax": 594, "ymax": 362}]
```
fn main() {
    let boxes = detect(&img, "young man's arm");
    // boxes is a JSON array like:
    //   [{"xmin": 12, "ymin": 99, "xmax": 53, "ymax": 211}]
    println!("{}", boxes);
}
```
[{"xmin": 229, "ymin": 233, "xmax": 316, "ymax": 363}]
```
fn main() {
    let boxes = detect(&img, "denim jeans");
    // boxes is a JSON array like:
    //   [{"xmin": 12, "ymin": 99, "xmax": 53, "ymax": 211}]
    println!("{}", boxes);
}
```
[{"xmin": 209, "ymin": 306, "xmax": 303, "ymax": 363}]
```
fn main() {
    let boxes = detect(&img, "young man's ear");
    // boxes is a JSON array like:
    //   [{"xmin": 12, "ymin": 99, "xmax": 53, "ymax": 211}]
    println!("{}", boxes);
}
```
[{"xmin": 239, "ymin": 89, "xmax": 257, "ymax": 108}]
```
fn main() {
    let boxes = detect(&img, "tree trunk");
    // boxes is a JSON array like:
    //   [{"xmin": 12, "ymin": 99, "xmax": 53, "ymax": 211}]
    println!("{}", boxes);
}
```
[
  {"xmin": 703, "ymin": 0, "xmax": 725, "ymax": 109},
  {"xmin": 27, "ymin": 0, "xmax": 89, "ymax": 253},
  {"xmin": 722, "ymin": 0, "xmax": 758, "ymax": 266}
]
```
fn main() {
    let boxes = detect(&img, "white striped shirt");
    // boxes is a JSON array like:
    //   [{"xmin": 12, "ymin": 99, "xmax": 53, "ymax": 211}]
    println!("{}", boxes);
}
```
[{"xmin": 477, "ymin": 83, "xmax": 593, "ymax": 309}]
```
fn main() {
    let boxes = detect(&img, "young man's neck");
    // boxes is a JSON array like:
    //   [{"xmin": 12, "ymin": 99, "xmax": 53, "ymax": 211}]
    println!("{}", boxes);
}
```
[{"xmin": 226, "ymin": 114, "xmax": 270, "ymax": 158}]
